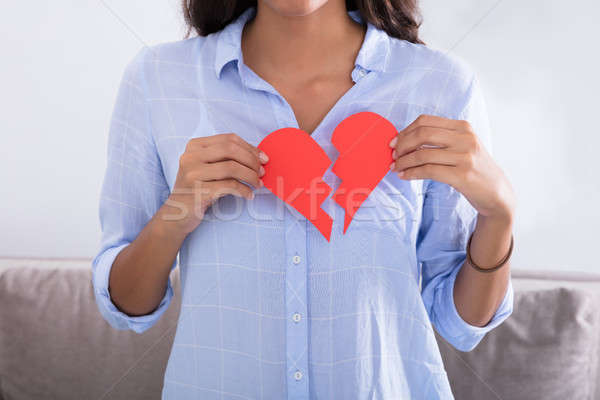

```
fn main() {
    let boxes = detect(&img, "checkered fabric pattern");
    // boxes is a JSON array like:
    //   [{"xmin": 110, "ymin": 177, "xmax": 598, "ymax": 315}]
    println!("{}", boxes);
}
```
[{"xmin": 92, "ymin": 7, "xmax": 513, "ymax": 400}]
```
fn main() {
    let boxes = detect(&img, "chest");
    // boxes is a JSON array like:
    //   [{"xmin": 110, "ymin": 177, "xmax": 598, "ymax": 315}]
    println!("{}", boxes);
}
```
[
  {"xmin": 273, "ymin": 74, "xmax": 356, "ymax": 135},
  {"xmin": 150, "ymin": 62, "xmax": 443, "ymax": 198}
]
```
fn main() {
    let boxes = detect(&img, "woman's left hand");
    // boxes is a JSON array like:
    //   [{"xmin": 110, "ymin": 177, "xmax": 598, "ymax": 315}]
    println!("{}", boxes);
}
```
[{"xmin": 390, "ymin": 114, "xmax": 516, "ymax": 221}]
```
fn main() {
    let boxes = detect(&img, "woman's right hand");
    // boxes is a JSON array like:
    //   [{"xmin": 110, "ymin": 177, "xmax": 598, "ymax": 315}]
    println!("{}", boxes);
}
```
[{"xmin": 161, "ymin": 133, "xmax": 269, "ymax": 234}]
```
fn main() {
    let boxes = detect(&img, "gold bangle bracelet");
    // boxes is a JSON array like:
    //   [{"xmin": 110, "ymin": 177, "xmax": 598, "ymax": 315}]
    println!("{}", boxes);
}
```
[{"xmin": 466, "ymin": 232, "xmax": 513, "ymax": 273}]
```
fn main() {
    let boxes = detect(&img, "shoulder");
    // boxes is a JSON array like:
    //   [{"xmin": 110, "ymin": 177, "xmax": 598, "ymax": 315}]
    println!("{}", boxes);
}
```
[
  {"xmin": 123, "ymin": 35, "xmax": 215, "ymax": 96},
  {"xmin": 126, "ymin": 35, "xmax": 211, "ymax": 73},
  {"xmin": 387, "ymin": 38, "xmax": 475, "ymax": 79},
  {"xmin": 384, "ymin": 38, "xmax": 479, "ymax": 118}
]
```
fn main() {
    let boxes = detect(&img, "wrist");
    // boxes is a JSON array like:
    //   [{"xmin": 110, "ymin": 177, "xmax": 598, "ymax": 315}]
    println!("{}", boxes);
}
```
[
  {"xmin": 478, "ymin": 207, "xmax": 514, "ymax": 230},
  {"xmin": 484, "ymin": 178, "xmax": 517, "ymax": 224},
  {"xmin": 476, "ymin": 212, "xmax": 514, "ymax": 246},
  {"xmin": 154, "ymin": 203, "xmax": 195, "ymax": 241}
]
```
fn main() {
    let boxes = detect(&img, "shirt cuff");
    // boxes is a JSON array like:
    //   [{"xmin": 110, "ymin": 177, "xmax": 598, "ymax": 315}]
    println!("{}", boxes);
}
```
[
  {"xmin": 91, "ymin": 243, "xmax": 175, "ymax": 334},
  {"xmin": 433, "ymin": 260, "xmax": 514, "ymax": 352}
]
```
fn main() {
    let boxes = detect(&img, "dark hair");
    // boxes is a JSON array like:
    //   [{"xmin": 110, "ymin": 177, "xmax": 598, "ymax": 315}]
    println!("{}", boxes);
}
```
[{"xmin": 182, "ymin": 0, "xmax": 423, "ymax": 44}]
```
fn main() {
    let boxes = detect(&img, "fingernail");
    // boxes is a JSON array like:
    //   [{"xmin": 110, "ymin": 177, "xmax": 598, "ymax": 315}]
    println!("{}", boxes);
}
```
[
  {"xmin": 259, "ymin": 166, "xmax": 265, "ymax": 177},
  {"xmin": 249, "ymin": 191, "xmax": 255, "ymax": 200},
  {"xmin": 259, "ymin": 151, "xmax": 269, "ymax": 163},
  {"xmin": 397, "ymin": 171, "xmax": 405, "ymax": 178},
  {"xmin": 392, "ymin": 149, "xmax": 397, "ymax": 160},
  {"xmin": 389, "ymin": 162, "xmax": 396, "ymax": 171},
  {"xmin": 389, "ymin": 137, "xmax": 398, "ymax": 148},
  {"xmin": 259, "ymin": 179, "xmax": 264, "ymax": 187}
]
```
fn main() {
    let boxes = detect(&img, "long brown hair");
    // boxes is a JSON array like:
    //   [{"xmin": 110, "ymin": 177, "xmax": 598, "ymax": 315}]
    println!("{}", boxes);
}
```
[{"xmin": 182, "ymin": 0, "xmax": 423, "ymax": 44}]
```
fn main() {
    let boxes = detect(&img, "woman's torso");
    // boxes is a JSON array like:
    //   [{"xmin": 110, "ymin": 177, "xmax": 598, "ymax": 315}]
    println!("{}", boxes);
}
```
[{"xmin": 141, "ymin": 8, "xmax": 473, "ymax": 399}]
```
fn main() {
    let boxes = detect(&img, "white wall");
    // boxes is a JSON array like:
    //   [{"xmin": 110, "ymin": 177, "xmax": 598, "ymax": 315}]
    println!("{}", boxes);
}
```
[
  {"xmin": 420, "ymin": 0, "xmax": 600, "ymax": 273},
  {"xmin": 1, "ymin": 1, "xmax": 598, "ymax": 273}
]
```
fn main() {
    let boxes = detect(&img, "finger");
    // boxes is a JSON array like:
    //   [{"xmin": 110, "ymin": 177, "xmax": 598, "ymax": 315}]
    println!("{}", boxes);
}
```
[
  {"xmin": 201, "ymin": 141, "xmax": 263, "ymax": 174},
  {"xmin": 396, "ymin": 163, "xmax": 459, "ymax": 186},
  {"xmin": 204, "ymin": 179, "xmax": 255, "ymax": 201},
  {"xmin": 187, "ymin": 133, "xmax": 269, "ymax": 164},
  {"xmin": 392, "ymin": 126, "xmax": 458, "ymax": 157},
  {"xmin": 392, "ymin": 148, "xmax": 461, "ymax": 172},
  {"xmin": 401, "ymin": 114, "xmax": 469, "ymax": 134},
  {"xmin": 200, "ymin": 161, "xmax": 262, "ymax": 188}
]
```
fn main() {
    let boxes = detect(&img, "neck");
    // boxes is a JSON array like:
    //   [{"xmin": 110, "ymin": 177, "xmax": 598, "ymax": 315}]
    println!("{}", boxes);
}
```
[{"xmin": 242, "ymin": 1, "xmax": 365, "ymax": 76}]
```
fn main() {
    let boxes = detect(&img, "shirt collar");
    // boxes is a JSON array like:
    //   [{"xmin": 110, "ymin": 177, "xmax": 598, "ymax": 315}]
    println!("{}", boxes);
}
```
[
  {"xmin": 213, "ymin": 7, "xmax": 390, "ymax": 79},
  {"xmin": 213, "ymin": 7, "xmax": 255, "ymax": 79},
  {"xmin": 348, "ymin": 10, "xmax": 390, "ymax": 73}
]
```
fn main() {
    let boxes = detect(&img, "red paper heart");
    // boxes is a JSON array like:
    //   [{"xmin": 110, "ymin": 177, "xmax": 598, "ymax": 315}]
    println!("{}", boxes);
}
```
[{"xmin": 258, "ymin": 112, "xmax": 396, "ymax": 241}]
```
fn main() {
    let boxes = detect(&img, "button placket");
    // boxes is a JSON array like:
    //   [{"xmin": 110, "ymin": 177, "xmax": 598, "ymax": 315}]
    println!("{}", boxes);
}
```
[{"xmin": 284, "ymin": 213, "xmax": 310, "ymax": 399}]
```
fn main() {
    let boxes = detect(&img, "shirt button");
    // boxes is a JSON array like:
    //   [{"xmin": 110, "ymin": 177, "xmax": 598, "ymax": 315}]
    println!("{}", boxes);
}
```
[
  {"xmin": 358, "ymin": 68, "xmax": 367, "ymax": 77},
  {"xmin": 292, "ymin": 312, "xmax": 302, "ymax": 323},
  {"xmin": 294, "ymin": 370, "xmax": 303, "ymax": 381},
  {"xmin": 292, "ymin": 255, "xmax": 301, "ymax": 265}
]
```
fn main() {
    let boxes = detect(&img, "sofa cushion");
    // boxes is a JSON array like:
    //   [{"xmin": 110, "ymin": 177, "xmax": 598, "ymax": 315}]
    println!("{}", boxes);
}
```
[
  {"xmin": 0, "ymin": 265, "xmax": 180, "ymax": 400},
  {"xmin": 436, "ymin": 287, "xmax": 599, "ymax": 400},
  {"xmin": 2, "ymin": 261, "xmax": 599, "ymax": 400}
]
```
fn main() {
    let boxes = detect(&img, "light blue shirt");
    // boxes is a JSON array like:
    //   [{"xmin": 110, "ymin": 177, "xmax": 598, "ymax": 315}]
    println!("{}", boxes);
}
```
[{"xmin": 92, "ymin": 7, "xmax": 513, "ymax": 399}]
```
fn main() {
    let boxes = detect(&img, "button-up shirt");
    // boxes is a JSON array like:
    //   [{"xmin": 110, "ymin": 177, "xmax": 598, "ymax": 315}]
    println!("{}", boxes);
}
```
[{"xmin": 92, "ymin": 7, "xmax": 513, "ymax": 399}]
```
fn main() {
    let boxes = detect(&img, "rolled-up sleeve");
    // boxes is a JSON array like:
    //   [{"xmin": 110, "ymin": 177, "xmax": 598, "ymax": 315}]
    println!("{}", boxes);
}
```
[
  {"xmin": 91, "ymin": 47, "xmax": 176, "ymax": 334},
  {"xmin": 418, "ymin": 75, "xmax": 514, "ymax": 352}
]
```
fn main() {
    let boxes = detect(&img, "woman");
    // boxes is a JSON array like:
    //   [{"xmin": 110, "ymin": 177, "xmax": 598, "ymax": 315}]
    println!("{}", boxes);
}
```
[{"xmin": 92, "ymin": 0, "xmax": 515, "ymax": 398}]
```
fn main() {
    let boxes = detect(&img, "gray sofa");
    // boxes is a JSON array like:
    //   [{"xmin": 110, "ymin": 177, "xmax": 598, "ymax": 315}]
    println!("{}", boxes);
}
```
[{"xmin": 1, "ymin": 258, "xmax": 598, "ymax": 400}]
